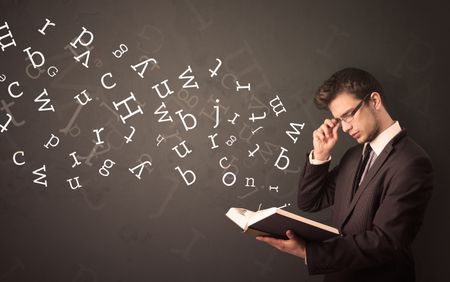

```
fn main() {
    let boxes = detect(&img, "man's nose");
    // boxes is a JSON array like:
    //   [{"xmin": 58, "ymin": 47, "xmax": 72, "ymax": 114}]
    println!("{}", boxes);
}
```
[{"xmin": 341, "ymin": 121, "xmax": 352, "ymax": 132}]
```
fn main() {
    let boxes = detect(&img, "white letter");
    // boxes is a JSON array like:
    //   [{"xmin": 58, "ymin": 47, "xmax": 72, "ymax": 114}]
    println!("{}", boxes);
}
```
[
  {"xmin": 112, "ymin": 92, "xmax": 143, "ymax": 124},
  {"xmin": 74, "ymin": 50, "xmax": 91, "ymax": 68},
  {"xmin": 112, "ymin": 43, "xmax": 128, "ymax": 58},
  {"xmin": 222, "ymin": 172, "xmax": 236, "ymax": 187},
  {"xmin": 101, "ymin": 72, "xmax": 116, "ymax": 89},
  {"xmin": 47, "ymin": 66, "xmax": 58, "ymax": 77},
  {"xmin": 69, "ymin": 151, "xmax": 81, "ymax": 168},
  {"xmin": 228, "ymin": 113, "xmax": 240, "ymax": 125},
  {"xmin": 13, "ymin": 151, "xmax": 25, "ymax": 165},
  {"xmin": 175, "ymin": 166, "xmax": 196, "ymax": 186},
  {"xmin": 33, "ymin": 165, "xmax": 47, "ymax": 187},
  {"xmin": 74, "ymin": 89, "xmax": 93, "ymax": 106},
  {"xmin": 219, "ymin": 157, "xmax": 231, "ymax": 169},
  {"xmin": 236, "ymin": 81, "xmax": 251, "ymax": 91},
  {"xmin": 93, "ymin": 127, "xmax": 104, "ymax": 145},
  {"xmin": 34, "ymin": 88, "xmax": 55, "ymax": 112},
  {"xmin": 248, "ymin": 144, "xmax": 260, "ymax": 157},
  {"xmin": 23, "ymin": 47, "xmax": 46, "ymax": 69},
  {"xmin": 178, "ymin": 65, "xmax": 199, "ymax": 89},
  {"xmin": 129, "ymin": 161, "xmax": 152, "ymax": 180},
  {"xmin": 0, "ymin": 113, "xmax": 12, "ymax": 133},
  {"xmin": 209, "ymin": 58, "xmax": 222, "ymax": 77},
  {"xmin": 99, "ymin": 159, "xmax": 116, "ymax": 176},
  {"xmin": 274, "ymin": 147, "xmax": 290, "ymax": 170},
  {"xmin": 67, "ymin": 176, "xmax": 82, "ymax": 189},
  {"xmin": 285, "ymin": 122, "xmax": 305, "ymax": 144},
  {"xmin": 124, "ymin": 126, "xmax": 135, "ymax": 144},
  {"xmin": 171, "ymin": 140, "xmax": 193, "ymax": 158},
  {"xmin": 38, "ymin": 18, "xmax": 56, "ymax": 35},
  {"xmin": 208, "ymin": 133, "xmax": 219, "ymax": 149},
  {"xmin": 152, "ymin": 79, "xmax": 174, "ymax": 99},
  {"xmin": 213, "ymin": 99, "xmax": 220, "ymax": 128},
  {"xmin": 245, "ymin": 177, "xmax": 255, "ymax": 187},
  {"xmin": 0, "ymin": 21, "xmax": 17, "ymax": 52},
  {"xmin": 44, "ymin": 133, "xmax": 60, "ymax": 149},
  {"xmin": 8, "ymin": 81, "xmax": 23, "ymax": 98},
  {"xmin": 269, "ymin": 95, "xmax": 286, "ymax": 117},
  {"xmin": 131, "ymin": 57, "xmax": 157, "ymax": 78},
  {"xmin": 154, "ymin": 102, "xmax": 173, "ymax": 123},
  {"xmin": 175, "ymin": 109, "xmax": 197, "ymax": 131},
  {"xmin": 70, "ymin": 27, "xmax": 94, "ymax": 48},
  {"xmin": 248, "ymin": 112, "xmax": 266, "ymax": 122}
]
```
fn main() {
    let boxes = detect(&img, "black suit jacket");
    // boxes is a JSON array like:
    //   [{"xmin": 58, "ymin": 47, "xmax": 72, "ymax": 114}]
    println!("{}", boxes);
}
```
[{"xmin": 298, "ymin": 130, "xmax": 433, "ymax": 282}]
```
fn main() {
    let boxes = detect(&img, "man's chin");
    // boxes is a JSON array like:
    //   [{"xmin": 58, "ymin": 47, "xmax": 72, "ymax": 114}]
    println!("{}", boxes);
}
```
[{"xmin": 355, "ymin": 135, "xmax": 367, "ymax": 144}]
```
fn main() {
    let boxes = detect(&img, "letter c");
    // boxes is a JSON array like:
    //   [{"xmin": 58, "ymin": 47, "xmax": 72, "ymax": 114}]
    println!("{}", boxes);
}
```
[
  {"xmin": 219, "ymin": 156, "xmax": 231, "ymax": 169},
  {"xmin": 101, "ymin": 72, "xmax": 116, "ymax": 89},
  {"xmin": 8, "ymin": 81, "xmax": 23, "ymax": 98},
  {"xmin": 13, "ymin": 151, "xmax": 25, "ymax": 165}
]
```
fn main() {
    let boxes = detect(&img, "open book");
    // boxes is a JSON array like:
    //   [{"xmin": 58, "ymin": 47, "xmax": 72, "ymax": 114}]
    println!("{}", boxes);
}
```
[{"xmin": 226, "ymin": 207, "xmax": 340, "ymax": 242}]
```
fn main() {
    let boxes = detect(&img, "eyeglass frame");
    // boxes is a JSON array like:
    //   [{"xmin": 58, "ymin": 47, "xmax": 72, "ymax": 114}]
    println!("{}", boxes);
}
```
[{"xmin": 334, "ymin": 93, "xmax": 372, "ymax": 124}]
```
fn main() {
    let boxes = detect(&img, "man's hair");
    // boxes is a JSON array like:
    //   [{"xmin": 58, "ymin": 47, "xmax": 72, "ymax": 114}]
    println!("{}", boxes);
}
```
[{"xmin": 314, "ymin": 67, "xmax": 384, "ymax": 109}]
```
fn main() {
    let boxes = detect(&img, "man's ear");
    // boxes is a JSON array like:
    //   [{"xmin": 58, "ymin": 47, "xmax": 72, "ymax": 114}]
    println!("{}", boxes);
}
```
[{"xmin": 370, "ymin": 92, "xmax": 383, "ymax": 110}]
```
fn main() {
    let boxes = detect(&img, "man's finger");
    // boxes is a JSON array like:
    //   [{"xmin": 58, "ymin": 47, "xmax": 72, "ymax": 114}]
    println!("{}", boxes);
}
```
[
  {"xmin": 320, "ymin": 124, "xmax": 331, "ymax": 138},
  {"xmin": 314, "ymin": 130, "xmax": 325, "ymax": 142},
  {"xmin": 256, "ymin": 236, "xmax": 277, "ymax": 243},
  {"xmin": 324, "ymin": 119, "xmax": 335, "ymax": 128},
  {"xmin": 332, "ymin": 122, "xmax": 340, "ymax": 136}
]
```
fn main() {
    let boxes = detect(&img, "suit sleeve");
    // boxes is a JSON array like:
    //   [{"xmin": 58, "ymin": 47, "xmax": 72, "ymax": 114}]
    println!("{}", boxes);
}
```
[
  {"xmin": 305, "ymin": 155, "xmax": 434, "ymax": 274},
  {"xmin": 297, "ymin": 152, "xmax": 340, "ymax": 212}
]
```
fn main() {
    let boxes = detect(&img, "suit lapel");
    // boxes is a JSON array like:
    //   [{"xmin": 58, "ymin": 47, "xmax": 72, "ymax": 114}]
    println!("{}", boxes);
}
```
[{"xmin": 338, "ymin": 130, "xmax": 407, "ymax": 230}]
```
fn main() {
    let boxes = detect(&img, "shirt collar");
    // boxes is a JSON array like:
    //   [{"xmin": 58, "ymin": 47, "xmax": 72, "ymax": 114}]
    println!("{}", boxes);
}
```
[{"xmin": 364, "ymin": 121, "xmax": 402, "ymax": 156}]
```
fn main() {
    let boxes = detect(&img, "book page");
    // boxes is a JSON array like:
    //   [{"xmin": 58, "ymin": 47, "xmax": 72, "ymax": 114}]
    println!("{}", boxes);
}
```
[{"xmin": 225, "ymin": 208, "xmax": 256, "ymax": 230}]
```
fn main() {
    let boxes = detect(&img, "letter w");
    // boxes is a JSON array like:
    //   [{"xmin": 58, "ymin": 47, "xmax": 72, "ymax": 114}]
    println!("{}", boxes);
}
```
[
  {"xmin": 286, "ymin": 122, "xmax": 305, "ymax": 144},
  {"xmin": 33, "ymin": 165, "xmax": 48, "ymax": 187},
  {"xmin": 154, "ymin": 102, "xmax": 173, "ymax": 123},
  {"xmin": 178, "ymin": 65, "xmax": 199, "ymax": 89},
  {"xmin": 34, "ymin": 88, "xmax": 55, "ymax": 112}
]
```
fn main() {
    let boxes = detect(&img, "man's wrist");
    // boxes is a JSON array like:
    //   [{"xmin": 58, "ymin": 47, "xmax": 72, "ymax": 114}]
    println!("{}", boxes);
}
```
[
  {"xmin": 313, "ymin": 150, "xmax": 330, "ymax": 161},
  {"xmin": 309, "ymin": 150, "xmax": 331, "ymax": 165}
]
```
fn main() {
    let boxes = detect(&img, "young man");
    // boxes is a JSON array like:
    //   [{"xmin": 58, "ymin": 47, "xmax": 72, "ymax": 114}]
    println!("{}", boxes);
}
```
[{"xmin": 256, "ymin": 68, "xmax": 433, "ymax": 282}]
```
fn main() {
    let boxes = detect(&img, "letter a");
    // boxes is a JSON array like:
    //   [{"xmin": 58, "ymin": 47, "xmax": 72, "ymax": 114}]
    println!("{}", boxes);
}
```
[
  {"xmin": 129, "ymin": 161, "xmax": 152, "ymax": 180},
  {"xmin": 131, "ymin": 57, "xmax": 157, "ymax": 78}
]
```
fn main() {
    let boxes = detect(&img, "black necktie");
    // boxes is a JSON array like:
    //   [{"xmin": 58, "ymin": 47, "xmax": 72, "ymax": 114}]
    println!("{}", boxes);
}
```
[{"xmin": 352, "ymin": 145, "xmax": 373, "ymax": 196}]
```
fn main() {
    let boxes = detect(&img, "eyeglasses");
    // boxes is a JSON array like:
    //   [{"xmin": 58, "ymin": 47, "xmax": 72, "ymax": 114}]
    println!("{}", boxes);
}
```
[{"xmin": 335, "ymin": 93, "xmax": 371, "ymax": 124}]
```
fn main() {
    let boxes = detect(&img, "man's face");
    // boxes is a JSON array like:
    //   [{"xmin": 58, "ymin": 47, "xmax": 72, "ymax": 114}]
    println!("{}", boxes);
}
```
[{"xmin": 329, "ymin": 92, "xmax": 379, "ymax": 144}]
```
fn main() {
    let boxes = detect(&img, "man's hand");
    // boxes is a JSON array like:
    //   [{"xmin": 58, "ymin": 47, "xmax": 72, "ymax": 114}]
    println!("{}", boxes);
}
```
[
  {"xmin": 313, "ymin": 118, "xmax": 340, "ymax": 161},
  {"xmin": 256, "ymin": 230, "xmax": 306, "ymax": 259}
]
